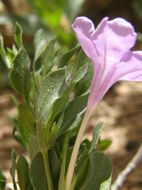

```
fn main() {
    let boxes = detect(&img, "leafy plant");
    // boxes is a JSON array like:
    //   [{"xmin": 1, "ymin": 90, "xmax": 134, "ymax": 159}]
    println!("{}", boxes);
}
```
[{"xmin": 0, "ymin": 23, "xmax": 112, "ymax": 190}]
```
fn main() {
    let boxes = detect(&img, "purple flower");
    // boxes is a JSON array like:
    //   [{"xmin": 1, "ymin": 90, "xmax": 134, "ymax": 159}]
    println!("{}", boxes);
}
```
[
  {"xmin": 65, "ymin": 17, "xmax": 142, "ymax": 190},
  {"xmin": 72, "ymin": 16, "xmax": 142, "ymax": 114}
]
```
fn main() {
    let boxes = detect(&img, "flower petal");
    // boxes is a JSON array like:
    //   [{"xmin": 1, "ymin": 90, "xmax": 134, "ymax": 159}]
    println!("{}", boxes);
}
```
[
  {"xmin": 87, "ymin": 62, "xmax": 118, "ymax": 112},
  {"xmin": 72, "ymin": 16, "xmax": 142, "ymax": 114},
  {"xmin": 118, "ymin": 51, "xmax": 142, "ymax": 81},
  {"xmin": 72, "ymin": 16, "xmax": 97, "ymax": 60},
  {"xmin": 93, "ymin": 17, "xmax": 137, "ymax": 60},
  {"xmin": 88, "ymin": 50, "xmax": 142, "ymax": 111}
]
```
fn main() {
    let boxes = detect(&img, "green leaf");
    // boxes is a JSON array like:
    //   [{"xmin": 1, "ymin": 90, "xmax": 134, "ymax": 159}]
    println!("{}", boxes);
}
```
[
  {"xmin": 47, "ymin": 84, "xmax": 73, "ymax": 126},
  {"xmin": 10, "ymin": 95, "xmax": 19, "ymax": 108},
  {"xmin": 67, "ymin": 110, "xmax": 84, "ymax": 133},
  {"xmin": 70, "ymin": 140, "xmax": 91, "ymax": 189},
  {"xmin": 40, "ymin": 122, "xmax": 59, "ymax": 149},
  {"xmin": 17, "ymin": 156, "xmax": 33, "ymax": 190},
  {"xmin": 75, "ymin": 157, "xmax": 89, "ymax": 190},
  {"xmin": 17, "ymin": 104, "xmax": 35, "ymax": 148},
  {"xmin": 48, "ymin": 51, "xmax": 89, "ymax": 127},
  {"xmin": 7, "ymin": 47, "xmax": 16, "ymax": 63},
  {"xmin": 29, "ymin": 134, "xmax": 39, "ymax": 160},
  {"xmin": 72, "ymin": 62, "xmax": 88, "ymax": 84},
  {"xmin": 36, "ymin": 68, "xmax": 65, "ymax": 123},
  {"xmin": 48, "ymin": 149, "xmax": 60, "ymax": 189},
  {"xmin": 59, "ymin": 46, "xmax": 80, "ymax": 68},
  {"xmin": 76, "ymin": 141, "xmax": 91, "ymax": 172},
  {"xmin": 75, "ymin": 58, "xmax": 93, "ymax": 96},
  {"xmin": 10, "ymin": 48, "xmax": 31, "ymax": 102},
  {"xmin": 9, "ymin": 116, "xmax": 25, "ymax": 146},
  {"xmin": 0, "ymin": 34, "xmax": 6, "ymax": 62},
  {"xmin": 30, "ymin": 151, "xmax": 48, "ymax": 190},
  {"xmin": 90, "ymin": 122, "xmax": 104, "ymax": 153},
  {"xmin": 80, "ymin": 152, "xmax": 112, "ymax": 190},
  {"xmin": 0, "ymin": 170, "xmax": 6, "ymax": 189},
  {"xmin": 75, "ymin": 142, "xmax": 91, "ymax": 189},
  {"xmin": 99, "ymin": 139, "xmax": 112, "ymax": 151},
  {"xmin": 59, "ymin": 94, "xmax": 88, "ymax": 135},
  {"xmin": 65, "ymin": 64, "xmax": 73, "ymax": 82},
  {"xmin": 10, "ymin": 149, "xmax": 18, "ymax": 190},
  {"xmin": 0, "ymin": 33, "xmax": 11, "ymax": 69},
  {"xmin": 45, "ymin": 124, "xmax": 59, "ymax": 147},
  {"xmin": 34, "ymin": 29, "xmax": 51, "ymax": 64},
  {"xmin": 100, "ymin": 175, "xmax": 112, "ymax": 190},
  {"xmin": 12, "ymin": 44, "xmax": 18, "ymax": 55},
  {"xmin": 62, "ymin": 50, "xmax": 87, "ymax": 87},
  {"xmin": 40, "ymin": 37, "xmax": 58, "ymax": 76},
  {"xmin": 14, "ymin": 23, "xmax": 23, "ymax": 48}
]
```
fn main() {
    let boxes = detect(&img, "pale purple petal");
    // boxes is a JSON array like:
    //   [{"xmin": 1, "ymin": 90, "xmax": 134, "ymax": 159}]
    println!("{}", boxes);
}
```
[
  {"xmin": 118, "ymin": 51, "xmax": 142, "ymax": 81},
  {"xmin": 72, "ymin": 16, "xmax": 142, "ymax": 114},
  {"xmin": 93, "ymin": 18, "xmax": 137, "ymax": 58},
  {"xmin": 88, "ymin": 51, "xmax": 142, "ymax": 110},
  {"xmin": 72, "ymin": 16, "xmax": 97, "ymax": 60},
  {"xmin": 73, "ymin": 16, "xmax": 137, "ymax": 64}
]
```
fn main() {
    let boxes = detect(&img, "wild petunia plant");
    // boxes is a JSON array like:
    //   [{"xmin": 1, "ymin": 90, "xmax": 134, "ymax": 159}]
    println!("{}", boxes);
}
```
[
  {"xmin": 0, "ymin": 22, "xmax": 112, "ymax": 190},
  {"xmin": 0, "ymin": 16, "xmax": 142, "ymax": 190}
]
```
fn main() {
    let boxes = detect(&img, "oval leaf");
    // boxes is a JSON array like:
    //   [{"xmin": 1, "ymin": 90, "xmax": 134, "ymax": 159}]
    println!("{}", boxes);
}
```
[{"xmin": 81, "ymin": 152, "xmax": 112, "ymax": 190}]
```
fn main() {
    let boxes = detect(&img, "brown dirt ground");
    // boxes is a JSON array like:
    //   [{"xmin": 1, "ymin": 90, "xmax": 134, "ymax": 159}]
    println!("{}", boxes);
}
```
[{"xmin": 1, "ymin": 82, "xmax": 142, "ymax": 190}]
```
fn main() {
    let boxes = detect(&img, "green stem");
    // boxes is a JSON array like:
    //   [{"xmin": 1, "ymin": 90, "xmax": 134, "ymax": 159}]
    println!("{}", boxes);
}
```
[
  {"xmin": 65, "ymin": 112, "xmax": 90, "ymax": 190},
  {"xmin": 41, "ymin": 149, "xmax": 54, "ymax": 190}
]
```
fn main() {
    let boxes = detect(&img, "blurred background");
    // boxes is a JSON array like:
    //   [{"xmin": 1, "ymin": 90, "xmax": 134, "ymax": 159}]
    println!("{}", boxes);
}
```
[{"xmin": 1, "ymin": 0, "xmax": 142, "ymax": 189}]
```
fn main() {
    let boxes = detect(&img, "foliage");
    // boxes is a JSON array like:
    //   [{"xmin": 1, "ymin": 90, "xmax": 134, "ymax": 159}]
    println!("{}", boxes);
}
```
[
  {"xmin": 27, "ymin": 0, "xmax": 85, "ymax": 47},
  {"xmin": 0, "ymin": 24, "xmax": 112, "ymax": 190}
]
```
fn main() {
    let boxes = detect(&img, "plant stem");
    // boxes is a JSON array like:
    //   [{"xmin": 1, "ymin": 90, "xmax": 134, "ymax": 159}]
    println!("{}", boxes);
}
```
[
  {"xmin": 65, "ymin": 112, "xmax": 90, "ymax": 190},
  {"xmin": 41, "ymin": 149, "xmax": 54, "ymax": 190}
]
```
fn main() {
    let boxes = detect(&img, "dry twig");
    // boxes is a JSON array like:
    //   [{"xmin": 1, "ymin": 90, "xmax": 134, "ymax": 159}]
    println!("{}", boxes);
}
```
[{"xmin": 111, "ymin": 144, "xmax": 142, "ymax": 190}]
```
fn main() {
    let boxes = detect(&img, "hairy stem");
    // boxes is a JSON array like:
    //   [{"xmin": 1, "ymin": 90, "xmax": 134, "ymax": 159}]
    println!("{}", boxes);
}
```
[
  {"xmin": 65, "ymin": 112, "xmax": 90, "ymax": 190},
  {"xmin": 41, "ymin": 150, "xmax": 54, "ymax": 190}
]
